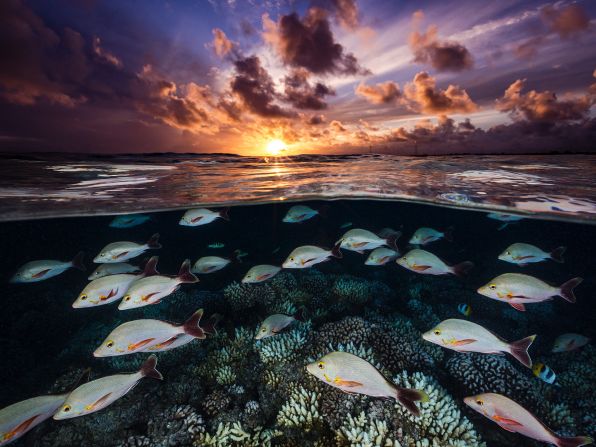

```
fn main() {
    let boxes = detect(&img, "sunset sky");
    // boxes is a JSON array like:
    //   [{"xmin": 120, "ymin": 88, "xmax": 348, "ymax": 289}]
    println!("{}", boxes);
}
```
[{"xmin": 1, "ymin": 0, "xmax": 595, "ymax": 155}]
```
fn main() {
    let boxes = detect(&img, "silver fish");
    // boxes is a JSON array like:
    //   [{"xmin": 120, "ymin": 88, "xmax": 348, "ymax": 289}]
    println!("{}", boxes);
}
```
[
  {"xmin": 282, "ymin": 205, "xmax": 319, "ymax": 223},
  {"xmin": 109, "ymin": 214, "xmax": 151, "ymax": 228},
  {"xmin": 94, "ymin": 234, "xmax": 161, "ymax": 263},
  {"xmin": 498, "ymin": 243, "xmax": 565, "ymax": 265},
  {"xmin": 255, "ymin": 309, "xmax": 303, "ymax": 340},
  {"xmin": 179, "ymin": 208, "xmax": 229, "ymax": 226},
  {"xmin": 337, "ymin": 228, "xmax": 399, "ymax": 253},
  {"xmin": 88, "ymin": 262, "xmax": 140, "ymax": 280},
  {"xmin": 242, "ymin": 265, "xmax": 281, "ymax": 283},
  {"xmin": 10, "ymin": 252, "xmax": 85, "ymax": 283},
  {"xmin": 191, "ymin": 256, "xmax": 230, "ymax": 274},
  {"xmin": 396, "ymin": 249, "xmax": 473, "ymax": 276},
  {"xmin": 282, "ymin": 245, "xmax": 342, "ymax": 269}
]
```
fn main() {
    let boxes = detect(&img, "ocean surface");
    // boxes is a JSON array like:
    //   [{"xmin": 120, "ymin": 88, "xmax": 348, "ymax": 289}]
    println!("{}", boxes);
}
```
[{"xmin": 0, "ymin": 153, "xmax": 595, "ymax": 447}]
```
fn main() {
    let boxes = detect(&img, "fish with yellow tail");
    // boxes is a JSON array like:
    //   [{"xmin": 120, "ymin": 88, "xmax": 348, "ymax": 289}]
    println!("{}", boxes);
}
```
[
  {"xmin": 464, "ymin": 393, "xmax": 593, "ymax": 447},
  {"xmin": 282, "ymin": 244, "xmax": 342, "ymax": 269},
  {"xmin": 306, "ymin": 352, "xmax": 427, "ymax": 416},
  {"xmin": 532, "ymin": 363, "xmax": 559, "ymax": 386},
  {"xmin": 552, "ymin": 333, "xmax": 591, "ymax": 353},
  {"xmin": 94, "ymin": 234, "xmax": 161, "ymax": 263},
  {"xmin": 255, "ymin": 309, "xmax": 303, "ymax": 340},
  {"xmin": 53, "ymin": 355, "xmax": 163, "ymax": 420},
  {"xmin": 498, "ymin": 243, "xmax": 566, "ymax": 266},
  {"xmin": 10, "ymin": 252, "xmax": 85, "ymax": 283},
  {"xmin": 457, "ymin": 303, "xmax": 472, "ymax": 317},
  {"xmin": 396, "ymin": 249, "xmax": 473, "ymax": 276},
  {"xmin": 477, "ymin": 273, "xmax": 583, "ymax": 312},
  {"xmin": 422, "ymin": 319, "xmax": 536, "ymax": 368},
  {"xmin": 179, "ymin": 208, "xmax": 229, "ymax": 226}
]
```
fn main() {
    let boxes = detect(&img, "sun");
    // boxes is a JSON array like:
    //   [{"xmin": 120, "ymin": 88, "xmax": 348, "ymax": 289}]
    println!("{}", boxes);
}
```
[{"xmin": 265, "ymin": 139, "xmax": 287, "ymax": 156}]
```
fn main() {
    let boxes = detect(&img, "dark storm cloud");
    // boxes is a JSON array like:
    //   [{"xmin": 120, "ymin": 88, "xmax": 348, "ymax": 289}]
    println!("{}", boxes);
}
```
[
  {"xmin": 282, "ymin": 69, "xmax": 334, "ymax": 110},
  {"xmin": 541, "ymin": 4, "xmax": 591, "ymax": 39},
  {"xmin": 231, "ymin": 55, "xmax": 294, "ymax": 117},
  {"xmin": 409, "ymin": 25, "xmax": 473, "ymax": 72},
  {"xmin": 263, "ymin": 7, "xmax": 369, "ymax": 75}
]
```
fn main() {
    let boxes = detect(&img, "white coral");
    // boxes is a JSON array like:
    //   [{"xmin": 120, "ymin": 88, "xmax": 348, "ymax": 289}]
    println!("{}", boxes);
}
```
[
  {"xmin": 336, "ymin": 411, "xmax": 401, "ymax": 447},
  {"xmin": 276, "ymin": 385, "xmax": 321, "ymax": 431},
  {"xmin": 255, "ymin": 322, "xmax": 311, "ymax": 365}
]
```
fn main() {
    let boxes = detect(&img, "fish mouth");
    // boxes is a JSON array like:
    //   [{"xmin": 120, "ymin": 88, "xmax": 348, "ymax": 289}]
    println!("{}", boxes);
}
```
[{"xmin": 462, "ymin": 396, "xmax": 474, "ymax": 408}]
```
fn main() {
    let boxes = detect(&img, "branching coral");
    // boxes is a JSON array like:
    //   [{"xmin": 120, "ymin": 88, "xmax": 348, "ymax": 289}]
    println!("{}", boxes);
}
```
[
  {"xmin": 255, "ymin": 322, "xmax": 311, "ymax": 365},
  {"xmin": 276, "ymin": 384, "xmax": 322, "ymax": 432},
  {"xmin": 193, "ymin": 421, "xmax": 282, "ymax": 447},
  {"xmin": 335, "ymin": 411, "xmax": 399, "ymax": 447}
]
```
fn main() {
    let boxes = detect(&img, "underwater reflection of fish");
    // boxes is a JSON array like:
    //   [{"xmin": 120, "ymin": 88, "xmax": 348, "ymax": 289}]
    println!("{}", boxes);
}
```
[
  {"xmin": 498, "ymin": 243, "xmax": 566, "ymax": 265},
  {"xmin": 179, "ymin": 208, "xmax": 229, "ymax": 226},
  {"xmin": 118, "ymin": 259, "xmax": 198, "ymax": 310},
  {"xmin": 94, "ymin": 309, "xmax": 219, "ymax": 356},
  {"xmin": 422, "ymin": 319, "xmax": 536, "ymax": 368},
  {"xmin": 477, "ymin": 273, "xmax": 583, "ymax": 311},
  {"xmin": 0, "ymin": 394, "xmax": 68, "ymax": 446},
  {"xmin": 109, "ymin": 214, "xmax": 151, "ymax": 228},
  {"xmin": 94, "ymin": 233, "xmax": 161, "ymax": 263},
  {"xmin": 409, "ymin": 227, "xmax": 453, "ymax": 245},
  {"xmin": 487, "ymin": 212, "xmax": 524, "ymax": 230},
  {"xmin": 282, "ymin": 205, "xmax": 318, "ymax": 223},
  {"xmin": 337, "ymin": 228, "xmax": 400, "ymax": 254},
  {"xmin": 282, "ymin": 244, "xmax": 342, "ymax": 268},
  {"xmin": 365, "ymin": 247, "xmax": 399, "ymax": 265},
  {"xmin": 242, "ymin": 264, "xmax": 281, "ymax": 283},
  {"xmin": 464, "ymin": 393, "xmax": 593, "ymax": 447},
  {"xmin": 88, "ymin": 262, "xmax": 140, "ymax": 280},
  {"xmin": 552, "ymin": 333, "xmax": 591, "ymax": 353},
  {"xmin": 53, "ymin": 355, "xmax": 163, "ymax": 420},
  {"xmin": 10, "ymin": 251, "xmax": 85, "ymax": 283},
  {"xmin": 396, "ymin": 249, "xmax": 473, "ymax": 276},
  {"xmin": 191, "ymin": 256, "xmax": 230, "ymax": 274},
  {"xmin": 255, "ymin": 309, "xmax": 303, "ymax": 340},
  {"xmin": 73, "ymin": 257, "xmax": 159, "ymax": 308},
  {"xmin": 306, "ymin": 352, "xmax": 427, "ymax": 416}
]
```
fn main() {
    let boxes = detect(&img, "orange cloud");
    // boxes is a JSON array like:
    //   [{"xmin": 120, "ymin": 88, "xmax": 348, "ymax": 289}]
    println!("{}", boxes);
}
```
[
  {"xmin": 409, "ymin": 21, "xmax": 473, "ymax": 72},
  {"xmin": 211, "ymin": 28, "xmax": 236, "ymax": 58},
  {"xmin": 403, "ymin": 72, "xmax": 477, "ymax": 115},
  {"xmin": 355, "ymin": 81, "xmax": 401, "ymax": 104}
]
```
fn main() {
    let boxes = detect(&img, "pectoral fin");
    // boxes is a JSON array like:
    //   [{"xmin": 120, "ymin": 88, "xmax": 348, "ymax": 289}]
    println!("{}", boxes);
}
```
[
  {"xmin": 412, "ymin": 264, "xmax": 431, "ymax": 271},
  {"xmin": 353, "ymin": 241, "xmax": 368, "ymax": 248},
  {"xmin": 191, "ymin": 216, "xmax": 203, "ymax": 223},
  {"xmin": 510, "ymin": 303, "xmax": 526, "ymax": 312},
  {"xmin": 493, "ymin": 415, "xmax": 523, "ymax": 427},
  {"xmin": 256, "ymin": 273, "xmax": 271, "ymax": 281},
  {"xmin": 114, "ymin": 251, "xmax": 129, "ymax": 259},
  {"xmin": 452, "ymin": 339, "xmax": 476, "ymax": 346},
  {"xmin": 334, "ymin": 377, "xmax": 363, "ymax": 388},
  {"xmin": 142, "ymin": 292, "xmax": 159, "ymax": 302},
  {"xmin": 128, "ymin": 338, "xmax": 156, "ymax": 351},
  {"xmin": 85, "ymin": 392, "xmax": 113, "ymax": 411},
  {"xmin": 31, "ymin": 269, "xmax": 51, "ymax": 279},
  {"xmin": 4, "ymin": 414, "xmax": 39, "ymax": 440}
]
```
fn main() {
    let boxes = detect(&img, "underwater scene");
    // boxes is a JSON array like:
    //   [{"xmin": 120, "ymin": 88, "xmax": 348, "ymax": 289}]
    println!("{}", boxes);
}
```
[{"xmin": 1, "ymin": 199, "xmax": 595, "ymax": 447}]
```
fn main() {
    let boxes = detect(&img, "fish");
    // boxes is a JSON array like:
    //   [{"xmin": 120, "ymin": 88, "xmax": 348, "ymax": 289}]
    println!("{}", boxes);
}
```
[
  {"xmin": 422, "ymin": 319, "xmax": 536, "ymax": 368},
  {"xmin": 93, "ymin": 233, "xmax": 161, "ymax": 264},
  {"xmin": 0, "ymin": 394, "xmax": 68, "ymax": 445},
  {"xmin": 10, "ymin": 252, "xmax": 85, "ymax": 283},
  {"xmin": 396, "ymin": 249, "xmax": 474, "ymax": 276},
  {"xmin": 179, "ymin": 208, "xmax": 229, "ymax": 226},
  {"xmin": 73, "ymin": 257, "xmax": 159, "ymax": 308},
  {"xmin": 339, "ymin": 222, "xmax": 352, "ymax": 229},
  {"xmin": 498, "ymin": 243, "xmax": 566, "ymax": 265},
  {"xmin": 282, "ymin": 205, "xmax": 319, "ymax": 223},
  {"xmin": 552, "ymin": 334, "xmax": 591, "ymax": 353},
  {"xmin": 306, "ymin": 352, "xmax": 427, "ymax": 416},
  {"xmin": 464, "ymin": 393, "xmax": 593, "ymax": 447},
  {"xmin": 109, "ymin": 214, "xmax": 151, "ymax": 228},
  {"xmin": 88, "ymin": 262, "xmax": 140, "ymax": 280},
  {"xmin": 255, "ymin": 309, "xmax": 303, "ymax": 340},
  {"xmin": 457, "ymin": 303, "xmax": 472, "ymax": 317},
  {"xmin": 487, "ymin": 212, "xmax": 524, "ymax": 230},
  {"xmin": 144, "ymin": 313, "xmax": 221, "ymax": 353},
  {"xmin": 53, "ymin": 355, "xmax": 163, "ymax": 420},
  {"xmin": 191, "ymin": 256, "xmax": 230, "ymax": 274},
  {"xmin": 364, "ymin": 247, "xmax": 399, "ymax": 266},
  {"xmin": 242, "ymin": 265, "xmax": 281, "ymax": 283},
  {"xmin": 233, "ymin": 249, "xmax": 248, "ymax": 262},
  {"xmin": 207, "ymin": 242, "xmax": 225, "ymax": 249},
  {"xmin": 282, "ymin": 244, "xmax": 342, "ymax": 269},
  {"xmin": 532, "ymin": 363, "xmax": 558, "ymax": 385},
  {"xmin": 94, "ymin": 309, "xmax": 219, "ymax": 357},
  {"xmin": 118, "ymin": 259, "xmax": 198, "ymax": 310},
  {"xmin": 336, "ymin": 228, "xmax": 400, "ymax": 254},
  {"xmin": 477, "ymin": 273, "xmax": 583, "ymax": 311},
  {"xmin": 409, "ymin": 227, "xmax": 453, "ymax": 246}
]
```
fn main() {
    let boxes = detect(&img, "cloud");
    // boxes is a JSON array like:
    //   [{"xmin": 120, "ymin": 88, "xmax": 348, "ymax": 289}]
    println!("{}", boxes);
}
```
[
  {"xmin": 262, "ymin": 8, "xmax": 368, "ymax": 75},
  {"xmin": 210, "ymin": 28, "xmax": 237, "ymax": 58},
  {"xmin": 541, "ymin": 4, "xmax": 590, "ymax": 39},
  {"xmin": 283, "ymin": 68, "xmax": 334, "ymax": 110},
  {"xmin": 231, "ymin": 55, "xmax": 293, "ymax": 117},
  {"xmin": 330, "ymin": 119, "xmax": 346, "ymax": 131},
  {"xmin": 409, "ymin": 23, "xmax": 473, "ymax": 72},
  {"xmin": 328, "ymin": 0, "xmax": 359, "ymax": 29},
  {"xmin": 403, "ymin": 72, "xmax": 477, "ymax": 115},
  {"xmin": 308, "ymin": 114, "xmax": 326, "ymax": 125},
  {"xmin": 496, "ymin": 79, "xmax": 593, "ymax": 125},
  {"xmin": 355, "ymin": 80, "xmax": 401, "ymax": 104},
  {"xmin": 92, "ymin": 36, "xmax": 122, "ymax": 67}
]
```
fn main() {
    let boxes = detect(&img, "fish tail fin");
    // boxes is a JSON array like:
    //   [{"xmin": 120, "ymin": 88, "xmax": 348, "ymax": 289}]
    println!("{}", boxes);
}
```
[
  {"xmin": 497, "ymin": 222, "xmax": 508, "ymax": 231},
  {"xmin": 443, "ymin": 226, "xmax": 454, "ymax": 242},
  {"xmin": 219, "ymin": 207, "xmax": 230, "ymax": 221},
  {"xmin": 451, "ymin": 261, "xmax": 474, "ymax": 277},
  {"xmin": 550, "ymin": 246, "xmax": 566, "ymax": 263},
  {"xmin": 293, "ymin": 307, "xmax": 305, "ymax": 322},
  {"xmin": 71, "ymin": 251, "xmax": 86, "ymax": 271},
  {"xmin": 331, "ymin": 243, "xmax": 343, "ymax": 259},
  {"xmin": 182, "ymin": 309, "xmax": 206, "ymax": 338},
  {"xmin": 509, "ymin": 334, "xmax": 536, "ymax": 368},
  {"xmin": 554, "ymin": 435, "xmax": 594, "ymax": 447},
  {"xmin": 178, "ymin": 259, "xmax": 199, "ymax": 284},
  {"xmin": 396, "ymin": 386, "xmax": 428, "ymax": 417},
  {"xmin": 140, "ymin": 355, "xmax": 163, "ymax": 380},
  {"xmin": 142, "ymin": 256, "xmax": 159, "ymax": 276},
  {"xmin": 559, "ymin": 277, "xmax": 583, "ymax": 303},
  {"xmin": 385, "ymin": 232, "xmax": 401, "ymax": 251},
  {"xmin": 146, "ymin": 233, "xmax": 162, "ymax": 249},
  {"xmin": 201, "ymin": 313, "xmax": 222, "ymax": 335}
]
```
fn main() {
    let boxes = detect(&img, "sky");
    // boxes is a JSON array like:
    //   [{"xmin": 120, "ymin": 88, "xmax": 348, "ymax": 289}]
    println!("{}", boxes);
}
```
[{"xmin": 1, "ymin": 0, "xmax": 595, "ymax": 155}]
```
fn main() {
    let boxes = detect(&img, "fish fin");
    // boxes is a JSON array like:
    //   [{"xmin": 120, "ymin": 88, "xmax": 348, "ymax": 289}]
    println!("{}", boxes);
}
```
[
  {"xmin": 146, "ymin": 233, "xmax": 161, "ymax": 249},
  {"xmin": 451, "ymin": 261, "xmax": 474, "ymax": 276},
  {"xmin": 256, "ymin": 273, "xmax": 271, "ymax": 281},
  {"xmin": 443, "ymin": 226, "xmax": 454, "ymax": 242},
  {"xmin": 496, "ymin": 423, "xmax": 516, "ymax": 433},
  {"xmin": 31, "ymin": 268, "xmax": 51, "ymax": 279},
  {"xmin": 386, "ymin": 232, "xmax": 401, "ymax": 251},
  {"xmin": 142, "ymin": 256, "xmax": 159, "ymax": 276},
  {"xmin": 191, "ymin": 216, "xmax": 203, "ymax": 223},
  {"xmin": 105, "ymin": 288, "xmax": 118, "ymax": 300},
  {"xmin": 330, "ymin": 243, "xmax": 343, "ymax": 259},
  {"xmin": 334, "ymin": 377, "xmax": 363, "ymax": 388},
  {"xmin": 71, "ymin": 251, "xmax": 86, "ymax": 271},
  {"xmin": 142, "ymin": 292, "xmax": 159, "ymax": 302},
  {"xmin": 86, "ymin": 392, "xmax": 113, "ymax": 411},
  {"xmin": 510, "ymin": 302, "xmax": 526, "ymax": 312},
  {"xmin": 219, "ymin": 207, "xmax": 230, "ymax": 221},
  {"xmin": 497, "ymin": 222, "xmax": 508, "ymax": 231},
  {"xmin": 182, "ymin": 309, "xmax": 206, "ymax": 339},
  {"xmin": 550, "ymin": 246, "xmax": 566, "ymax": 263},
  {"xmin": 559, "ymin": 277, "xmax": 583, "ymax": 303},
  {"xmin": 201, "ymin": 313, "xmax": 222, "ymax": 335},
  {"xmin": 140, "ymin": 354, "xmax": 163, "ymax": 380},
  {"xmin": 352, "ymin": 241, "xmax": 368, "ymax": 248},
  {"xmin": 509, "ymin": 334, "xmax": 536, "ymax": 368},
  {"xmin": 412, "ymin": 264, "xmax": 431, "ymax": 272},
  {"xmin": 4, "ymin": 414, "xmax": 39, "ymax": 440},
  {"xmin": 377, "ymin": 256, "xmax": 390, "ymax": 264},
  {"xmin": 293, "ymin": 307, "xmax": 305, "ymax": 322},
  {"xmin": 128, "ymin": 338, "xmax": 156, "ymax": 351},
  {"xmin": 396, "ymin": 387, "xmax": 427, "ymax": 417},
  {"xmin": 150, "ymin": 335, "xmax": 182, "ymax": 350},
  {"xmin": 515, "ymin": 255, "xmax": 535, "ymax": 261},
  {"xmin": 493, "ymin": 415, "xmax": 523, "ymax": 427},
  {"xmin": 114, "ymin": 251, "xmax": 129, "ymax": 259},
  {"xmin": 566, "ymin": 339, "xmax": 576, "ymax": 350},
  {"xmin": 554, "ymin": 435, "xmax": 594, "ymax": 447},
  {"xmin": 178, "ymin": 259, "xmax": 199, "ymax": 284},
  {"xmin": 452, "ymin": 339, "xmax": 476, "ymax": 346}
]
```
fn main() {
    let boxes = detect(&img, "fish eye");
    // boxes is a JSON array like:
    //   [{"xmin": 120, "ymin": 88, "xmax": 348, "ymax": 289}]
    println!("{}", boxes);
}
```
[
  {"xmin": 290, "ymin": 257, "xmax": 294, "ymax": 261},
  {"xmin": 434, "ymin": 330, "xmax": 441, "ymax": 335},
  {"xmin": 106, "ymin": 340, "xmax": 114, "ymax": 348},
  {"xmin": 506, "ymin": 251, "xmax": 511, "ymax": 255},
  {"xmin": 124, "ymin": 295, "xmax": 131, "ymax": 302},
  {"xmin": 317, "ymin": 362, "xmax": 325, "ymax": 370},
  {"xmin": 476, "ymin": 400, "xmax": 483, "ymax": 406},
  {"xmin": 489, "ymin": 284, "xmax": 496, "ymax": 290},
  {"xmin": 80, "ymin": 294, "xmax": 87, "ymax": 301},
  {"xmin": 261, "ymin": 328, "xmax": 267, "ymax": 332},
  {"xmin": 63, "ymin": 405, "xmax": 71, "ymax": 412}
]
